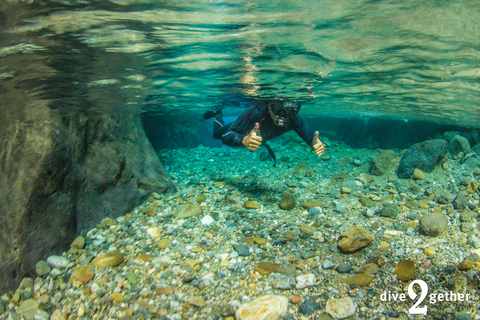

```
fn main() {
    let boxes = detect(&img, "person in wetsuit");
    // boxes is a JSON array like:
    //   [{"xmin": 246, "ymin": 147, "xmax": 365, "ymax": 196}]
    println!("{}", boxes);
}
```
[{"xmin": 203, "ymin": 100, "xmax": 325, "ymax": 160}]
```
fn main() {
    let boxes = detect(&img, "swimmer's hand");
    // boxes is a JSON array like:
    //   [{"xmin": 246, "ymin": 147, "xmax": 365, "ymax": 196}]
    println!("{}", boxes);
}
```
[
  {"xmin": 312, "ymin": 131, "xmax": 325, "ymax": 156},
  {"xmin": 242, "ymin": 122, "xmax": 262, "ymax": 152}
]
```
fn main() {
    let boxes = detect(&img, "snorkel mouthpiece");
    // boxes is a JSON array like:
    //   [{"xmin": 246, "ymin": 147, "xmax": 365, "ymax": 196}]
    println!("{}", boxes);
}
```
[{"xmin": 276, "ymin": 118, "xmax": 285, "ymax": 127}]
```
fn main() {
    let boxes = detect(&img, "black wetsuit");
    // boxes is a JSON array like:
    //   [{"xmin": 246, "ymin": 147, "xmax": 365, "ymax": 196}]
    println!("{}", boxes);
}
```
[{"xmin": 213, "ymin": 102, "xmax": 316, "ymax": 149}]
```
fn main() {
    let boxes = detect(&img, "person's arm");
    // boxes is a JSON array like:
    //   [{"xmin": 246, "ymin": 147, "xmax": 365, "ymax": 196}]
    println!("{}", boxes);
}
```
[
  {"xmin": 221, "ymin": 106, "xmax": 262, "ymax": 147},
  {"xmin": 293, "ymin": 116, "xmax": 325, "ymax": 156}
]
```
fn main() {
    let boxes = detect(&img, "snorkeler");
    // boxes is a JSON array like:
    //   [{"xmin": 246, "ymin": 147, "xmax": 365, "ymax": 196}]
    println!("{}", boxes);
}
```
[{"xmin": 203, "ymin": 100, "xmax": 325, "ymax": 165}]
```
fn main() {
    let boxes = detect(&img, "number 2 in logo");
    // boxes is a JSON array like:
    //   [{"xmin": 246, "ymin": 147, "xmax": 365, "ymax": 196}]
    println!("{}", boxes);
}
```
[{"xmin": 408, "ymin": 279, "xmax": 428, "ymax": 315}]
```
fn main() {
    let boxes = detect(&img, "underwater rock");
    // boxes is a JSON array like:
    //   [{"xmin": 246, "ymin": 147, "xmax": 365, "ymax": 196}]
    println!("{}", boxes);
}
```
[
  {"xmin": 345, "ymin": 273, "xmax": 374, "ymax": 286},
  {"xmin": 420, "ymin": 212, "xmax": 449, "ymax": 237},
  {"xmin": 176, "ymin": 203, "xmax": 203, "ymax": 218},
  {"xmin": 296, "ymin": 273, "xmax": 316, "ymax": 289},
  {"xmin": 326, "ymin": 297, "xmax": 356, "ymax": 319},
  {"xmin": 448, "ymin": 135, "xmax": 471, "ymax": 157},
  {"xmin": 337, "ymin": 227, "xmax": 373, "ymax": 253},
  {"xmin": 91, "ymin": 252, "xmax": 124, "ymax": 268},
  {"xmin": 395, "ymin": 260, "xmax": 415, "ymax": 281},
  {"xmin": 379, "ymin": 204, "xmax": 399, "ymax": 218},
  {"xmin": 70, "ymin": 236, "xmax": 86, "ymax": 250},
  {"xmin": 254, "ymin": 262, "xmax": 296, "ymax": 276},
  {"xmin": 397, "ymin": 139, "xmax": 448, "ymax": 179},
  {"xmin": 369, "ymin": 150, "xmax": 397, "ymax": 176},
  {"xmin": 236, "ymin": 295, "xmax": 288, "ymax": 320},
  {"xmin": 412, "ymin": 168, "xmax": 426, "ymax": 180},
  {"xmin": 457, "ymin": 259, "xmax": 474, "ymax": 271},
  {"xmin": 279, "ymin": 193, "xmax": 295, "ymax": 210},
  {"xmin": 69, "ymin": 265, "xmax": 95, "ymax": 286},
  {"xmin": 0, "ymin": 111, "xmax": 175, "ymax": 293}
]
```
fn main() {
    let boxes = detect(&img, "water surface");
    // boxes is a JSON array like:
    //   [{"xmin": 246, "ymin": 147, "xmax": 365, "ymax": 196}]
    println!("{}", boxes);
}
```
[{"xmin": 1, "ymin": 0, "xmax": 480, "ymax": 126}]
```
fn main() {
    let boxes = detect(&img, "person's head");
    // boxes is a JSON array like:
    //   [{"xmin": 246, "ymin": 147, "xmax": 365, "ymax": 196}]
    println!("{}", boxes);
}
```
[{"xmin": 268, "ymin": 100, "xmax": 301, "ymax": 127}]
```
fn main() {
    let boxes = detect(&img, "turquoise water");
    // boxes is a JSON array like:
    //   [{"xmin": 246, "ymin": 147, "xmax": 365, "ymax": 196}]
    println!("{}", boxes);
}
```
[{"xmin": 1, "ymin": 0, "xmax": 480, "ymax": 126}]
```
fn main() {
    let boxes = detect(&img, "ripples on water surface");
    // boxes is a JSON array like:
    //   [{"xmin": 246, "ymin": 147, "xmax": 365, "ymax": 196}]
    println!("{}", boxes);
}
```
[{"xmin": 1, "ymin": 0, "xmax": 480, "ymax": 127}]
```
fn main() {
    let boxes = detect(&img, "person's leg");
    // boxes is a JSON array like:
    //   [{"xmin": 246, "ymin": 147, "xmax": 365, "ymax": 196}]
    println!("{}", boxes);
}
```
[{"xmin": 213, "ymin": 114, "xmax": 233, "ymax": 140}]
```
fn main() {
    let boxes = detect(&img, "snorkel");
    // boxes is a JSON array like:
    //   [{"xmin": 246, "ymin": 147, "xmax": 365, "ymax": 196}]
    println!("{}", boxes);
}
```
[{"xmin": 269, "ymin": 100, "xmax": 301, "ymax": 127}]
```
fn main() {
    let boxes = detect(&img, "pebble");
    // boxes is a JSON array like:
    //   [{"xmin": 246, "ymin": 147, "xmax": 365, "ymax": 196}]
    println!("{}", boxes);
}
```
[
  {"xmin": 413, "ymin": 168, "xmax": 426, "ymax": 180},
  {"xmin": 322, "ymin": 260, "xmax": 336, "ymax": 269},
  {"xmin": 16, "ymin": 299, "xmax": 39, "ymax": 319},
  {"xmin": 70, "ymin": 236, "xmax": 86, "ymax": 249},
  {"xmin": 46, "ymin": 255, "xmax": 71, "ymax": 269},
  {"xmin": 176, "ymin": 203, "xmax": 203, "ymax": 218},
  {"xmin": 188, "ymin": 296, "xmax": 207, "ymax": 307},
  {"xmin": 336, "ymin": 263, "xmax": 352, "ymax": 274},
  {"xmin": 244, "ymin": 201, "xmax": 259, "ymax": 209},
  {"xmin": 420, "ymin": 212, "xmax": 449, "ymax": 236},
  {"xmin": 299, "ymin": 299, "xmax": 321, "ymax": 314},
  {"xmin": 69, "ymin": 265, "xmax": 95, "ymax": 285},
  {"xmin": 236, "ymin": 295, "xmax": 288, "ymax": 320},
  {"xmin": 91, "ymin": 252, "xmax": 124, "ymax": 268},
  {"xmin": 201, "ymin": 215, "xmax": 215, "ymax": 225},
  {"xmin": 458, "ymin": 259, "xmax": 474, "ymax": 271},
  {"xmin": 279, "ymin": 193, "xmax": 295, "ymax": 210},
  {"xmin": 296, "ymin": 273, "xmax": 316, "ymax": 289},
  {"xmin": 326, "ymin": 297, "xmax": 356, "ymax": 319},
  {"xmin": 395, "ymin": 260, "xmax": 415, "ymax": 281},
  {"xmin": 344, "ymin": 273, "xmax": 374, "ymax": 286},
  {"xmin": 337, "ymin": 227, "xmax": 374, "ymax": 252},
  {"xmin": 35, "ymin": 260, "xmax": 51, "ymax": 276},
  {"xmin": 158, "ymin": 238, "xmax": 170, "ymax": 249}
]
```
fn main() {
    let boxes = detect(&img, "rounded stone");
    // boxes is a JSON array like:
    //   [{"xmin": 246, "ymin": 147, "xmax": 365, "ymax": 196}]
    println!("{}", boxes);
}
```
[
  {"xmin": 91, "ymin": 252, "xmax": 124, "ymax": 268},
  {"xmin": 326, "ymin": 297, "xmax": 357, "ymax": 319},
  {"xmin": 236, "ymin": 295, "xmax": 288, "ymax": 320},
  {"xmin": 420, "ymin": 213, "xmax": 449, "ymax": 237},
  {"xmin": 36, "ymin": 260, "xmax": 51, "ymax": 276},
  {"xmin": 71, "ymin": 236, "xmax": 86, "ymax": 250}
]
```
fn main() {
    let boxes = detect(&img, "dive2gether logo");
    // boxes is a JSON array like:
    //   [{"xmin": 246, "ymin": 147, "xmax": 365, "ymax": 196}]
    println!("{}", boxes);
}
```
[{"xmin": 380, "ymin": 280, "xmax": 473, "ymax": 315}]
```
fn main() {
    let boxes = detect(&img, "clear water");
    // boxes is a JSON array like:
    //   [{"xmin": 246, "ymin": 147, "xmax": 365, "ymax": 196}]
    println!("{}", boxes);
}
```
[{"xmin": 1, "ymin": 0, "xmax": 480, "ymax": 126}]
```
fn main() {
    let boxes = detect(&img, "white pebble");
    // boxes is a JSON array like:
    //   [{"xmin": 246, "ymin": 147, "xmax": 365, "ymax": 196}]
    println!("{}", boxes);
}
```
[
  {"xmin": 296, "ymin": 273, "xmax": 316, "ymax": 289},
  {"xmin": 46, "ymin": 255, "xmax": 70, "ymax": 269},
  {"xmin": 326, "ymin": 297, "xmax": 357, "ymax": 319},
  {"xmin": 201, "ymin": 215, "xmax": 215, "ymax": 225}
]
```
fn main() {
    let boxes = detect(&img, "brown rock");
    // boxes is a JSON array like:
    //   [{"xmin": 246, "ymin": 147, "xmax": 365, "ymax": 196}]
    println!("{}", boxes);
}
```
[
  {"xmin": 70, "ymin": 236, "xmax": 86, "ymax": 250},
  {"xmin": 195, "ymin": 194, "xmax": 207, "ymax": 203},
  {"xmin": 337, "ymin": 227, "xmax": 373, "ymax": 253},
  {"xmin": 302, "ymin": 202, "xmax": 323, "ymax": 209},
  {"xmin": 176, "ymin": 203, "xmax": 203, "ymax": 218},
  {"xmin": 254, "ymin": 262, "xmax": 296, "ymax": 276},
  {"xmin": 236, "ymin": 295, "xmax": 288, "ymax": 320},
  {"xmin": 91, "ymin": 252, "xmax": 124, "ymax": 268},
  {"xmin": 300, "ymin": 225, "xmax": 316, "ymax": 235},
  {"xmin": 158, "ymin": 238, "xmax": 170, "ymax": 250},
  {"xmin": 244, "ymin": 201, "xmax": 259, "ymax": 209},
  {"xmin": 345, "ymin": 273, "xmax": 374, "ymax": 286},
  {"xmin": 279, "ymin": 193, "xmax": 295, "ymax": 210},
  {"xmin": 395, "ymin": 260, "xmax": 415, "ymax": 281},
  {"xmin": 111, "ymin": 292, "xmax": 123, "ymax": 303},
  {"xmin": 458, "ymin": 259, "xmax": 474, "ymax": 271},
  {"xmin": 361, "ymin": 263, "xmax": 379, "ymax": 275},
  {"xmin": 69, "ymin": 265, "xmax": 95, "ymax": 285},
  {"xmin": 367, "ymin": 256, "xmax": 385, "ymax": 267},
  {"xmin": 156, "ymin": 287, "xmax": 175, "ymax": 295},
  {"xmin": 188, "ymin": 296, "xmax": 207, "ymax": 307},
  {"xmin": 137, "ymin": 253, "xmax": 153, "ymax": 262},
  {"xmin": 412, "ymin": 168, "xmax": 426, "ymax": 180},
  {"xmin": 181, "ymin": 259, "xmax": 202, "ymax": 271}
]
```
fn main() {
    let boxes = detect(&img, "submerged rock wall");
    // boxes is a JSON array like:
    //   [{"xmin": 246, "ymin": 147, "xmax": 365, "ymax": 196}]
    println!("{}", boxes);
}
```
[{"xmin": 0, "ymin": 110, "xmax": 174, "ymax": 293}]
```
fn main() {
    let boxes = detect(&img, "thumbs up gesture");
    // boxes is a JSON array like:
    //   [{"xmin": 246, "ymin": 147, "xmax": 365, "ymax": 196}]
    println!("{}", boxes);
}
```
[
  {"xmin": 312, "ymin": 131, "xmax": 325, "ymax": 156},
  {"xmin": 242, "ymin": 122, "xmax": 263, "ymax": 152}
]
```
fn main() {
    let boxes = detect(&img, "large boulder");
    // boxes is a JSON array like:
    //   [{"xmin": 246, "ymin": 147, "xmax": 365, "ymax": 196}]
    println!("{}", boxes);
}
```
[
  {"xmin": 0, "ymin": 112, "xmax": 174, "ymax": 293},
  {"xmin": 0, "ymin": 17, "xmax": 175, "ymax": 292},
  {"xmin": 448, "ymin": 135, "xmax": 471, "ymax": 157},
  {"xmin": 368, "ymin": 150, "xmax": 397, "ymax": 176},
  {"xmin": 397, "ymin": 139, "xmax": 448, "ymax": 179}
]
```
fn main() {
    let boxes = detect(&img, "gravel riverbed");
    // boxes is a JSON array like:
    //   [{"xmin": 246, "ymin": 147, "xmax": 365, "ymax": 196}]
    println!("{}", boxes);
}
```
[{"xmin": 2, "ymin": 133, "xmax": 480, "ymax": 320}]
